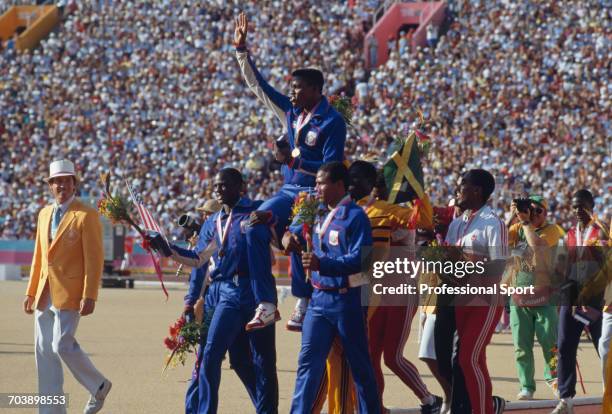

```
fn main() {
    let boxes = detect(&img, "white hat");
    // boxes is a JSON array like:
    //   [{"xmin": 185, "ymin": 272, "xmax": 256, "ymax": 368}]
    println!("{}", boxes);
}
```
[{"xmin": 46, "ymin": 159, "xmax": 77, "ymax": 181}]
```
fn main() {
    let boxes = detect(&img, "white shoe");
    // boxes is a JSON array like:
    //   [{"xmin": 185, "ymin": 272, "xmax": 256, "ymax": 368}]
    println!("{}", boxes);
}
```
[
  {"xmin": 286, "ymin": 307, "xmax": 306, "ymax": 332},
  {"xmin": 550, "ymin": 399, "xmax": 573, "ymax": 414},
  {"xmin": 245, "ymin": 304, "xmax": 280, "ymax": 331},
  {"xmin": 516, "ymin": 389, "xmax": 534, "ymax": 400},
  {"xmin": 83, "ymin": 379, "xmax": 112, "ymax": 414}
]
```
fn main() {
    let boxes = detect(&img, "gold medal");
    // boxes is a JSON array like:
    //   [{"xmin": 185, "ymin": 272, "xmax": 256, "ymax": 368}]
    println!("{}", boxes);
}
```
[{"xmin": 292, "ymin": 148, "xmax": 301, "ymax": 158}]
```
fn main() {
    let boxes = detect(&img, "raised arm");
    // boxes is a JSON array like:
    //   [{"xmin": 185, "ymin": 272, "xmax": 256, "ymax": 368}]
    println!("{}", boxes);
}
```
[{"xmin": 234, "ymin": 12, "xmax": 291, "ymax": 127}]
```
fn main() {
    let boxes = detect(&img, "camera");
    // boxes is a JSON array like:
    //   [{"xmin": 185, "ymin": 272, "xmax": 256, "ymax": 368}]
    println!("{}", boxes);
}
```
[
  {"xmin": 275, "ymin": 135, "xmax": 290, "ymax": 150},
  {"xmin": 513, "ymin": 198, "xmax": 532, "ymax": 214},
  {"xmin": 177, "ymin": 214, "xmax": 202, "ymax": 239}
]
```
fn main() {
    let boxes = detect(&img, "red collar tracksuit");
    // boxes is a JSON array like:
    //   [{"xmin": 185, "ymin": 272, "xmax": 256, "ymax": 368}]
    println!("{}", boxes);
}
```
[
  {"xmin": 556, "ymin": 223, "xmax": 607, "ymax": 400},
  {"xmin": 438, "ymin": 206, "xmax": 509, "ymax": 414}
]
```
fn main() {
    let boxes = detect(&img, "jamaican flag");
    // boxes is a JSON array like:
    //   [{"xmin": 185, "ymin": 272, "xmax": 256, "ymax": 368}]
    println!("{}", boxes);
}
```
[{"xmin": 383, "ymin": 132, "xmax": 433, "ymax": 226}]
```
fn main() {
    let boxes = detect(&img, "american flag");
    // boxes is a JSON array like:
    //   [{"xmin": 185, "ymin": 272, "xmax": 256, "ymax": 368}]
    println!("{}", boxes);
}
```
[{"xmin": 126, "ymin": 181, "xmax": 164, "ymax": 236}]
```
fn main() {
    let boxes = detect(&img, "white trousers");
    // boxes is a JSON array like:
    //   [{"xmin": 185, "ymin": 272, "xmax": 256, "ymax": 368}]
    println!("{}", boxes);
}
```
[
  {"xmin": 600, "ymin": 311, "xmax": 612, "ymax": 386},
  {"xmin": 35, "ymin": 290, "xmax": 104, "ymax": 414}
]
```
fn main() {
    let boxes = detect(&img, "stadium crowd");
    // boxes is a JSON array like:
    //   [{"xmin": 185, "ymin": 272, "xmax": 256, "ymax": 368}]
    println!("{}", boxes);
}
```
[{"xmin": 0, "ymin": 0, "xmax": 609, "ymax": 239}]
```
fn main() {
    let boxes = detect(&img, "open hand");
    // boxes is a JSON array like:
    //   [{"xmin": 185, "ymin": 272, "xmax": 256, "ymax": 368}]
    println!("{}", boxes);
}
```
[{"xmin": 234, "ymin": 12, "xmax": 248, "ymax": 47}]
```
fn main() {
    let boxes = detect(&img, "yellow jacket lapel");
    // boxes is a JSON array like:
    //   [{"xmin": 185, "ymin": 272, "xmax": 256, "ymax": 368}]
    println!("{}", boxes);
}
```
[
  {"xmin": 49, "ymin": 200, "xmax": 79, "ymax": 253},
  {"xmin": 41, "ymin": 206, "xmax": 53, "ymax": 253}
]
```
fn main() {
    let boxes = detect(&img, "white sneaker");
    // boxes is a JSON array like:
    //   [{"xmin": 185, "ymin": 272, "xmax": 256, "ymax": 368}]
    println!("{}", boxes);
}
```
[
  {"xmin": 516, "ymin": 389, "xmax": 534, "ymax": 400},
  {"xmin": 245, "ymin": 304, "xmax": 281, "ymax": 331},
  {"xmin": 286, "ymin": 307, "xmax": 306, "ymax": 332},
  {"xmin": 550, "ymin": 399, "xmax": 573, "ymax": 414},
  {"xmin": 83, "ymin": 379, "xmax": 112, "ymax": 414}
]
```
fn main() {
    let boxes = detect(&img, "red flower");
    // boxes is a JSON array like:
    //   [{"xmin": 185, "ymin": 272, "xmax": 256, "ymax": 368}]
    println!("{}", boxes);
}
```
[
  {"xmin": 414, "ymin": 130, "xmax": 429, "ymax": 141},
  {"xmin": 164, "ymin": 337, "xmax": 178, "ymax": 350}
]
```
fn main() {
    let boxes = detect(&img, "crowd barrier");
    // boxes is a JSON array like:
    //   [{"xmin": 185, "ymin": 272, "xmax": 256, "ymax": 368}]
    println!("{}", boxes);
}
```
[{"xmin": 0, "ymin": 239, "xmax": 290, "ymax": 281}]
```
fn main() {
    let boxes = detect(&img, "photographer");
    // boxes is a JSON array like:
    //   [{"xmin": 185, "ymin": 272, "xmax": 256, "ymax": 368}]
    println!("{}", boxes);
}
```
[{"xmin": 506, "ymin": 195, "xmax": 565, "ymax": 400}]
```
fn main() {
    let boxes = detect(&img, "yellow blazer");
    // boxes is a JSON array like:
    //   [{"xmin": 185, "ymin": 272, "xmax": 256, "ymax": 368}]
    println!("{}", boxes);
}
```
[{"xmin": 26, "ymin": 198, "xmax": 104, "ymax": 310}]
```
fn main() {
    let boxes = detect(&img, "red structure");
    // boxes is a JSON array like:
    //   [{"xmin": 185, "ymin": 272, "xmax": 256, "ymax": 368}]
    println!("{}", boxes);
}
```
[{"xmin": 364, "ymin": 1, "xmax": 446, "ymax": 68}]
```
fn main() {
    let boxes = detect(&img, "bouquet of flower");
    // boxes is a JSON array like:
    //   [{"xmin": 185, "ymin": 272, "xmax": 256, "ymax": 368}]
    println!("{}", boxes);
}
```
[
  {"xmin": 549, "ymin": 346, "xmax": 559, "ymax": 377},
  {"xmin": 329, "ymin": 94, "xmax": 353, "ymax": 127},
  {"xmin": 163, "ymin": 315, "xmax": 202, "ymax": 373},
  {"xmin": 418, "ymin": 235, "xmax": 468, "ymax": 287},
  {"xmin": 98, "ymin": 173, "xmax": 145, "ymax": 237},
  {"xmin": 291, "ymin": 192, "xmax": 321, "ymax": 280},
  {"xmin": 391, "ymin": 109, "xmax": 432, "ymax": 159},
  {"xmin": 414, "ymin": 129, "xmax": 431, "ymax": 158}
]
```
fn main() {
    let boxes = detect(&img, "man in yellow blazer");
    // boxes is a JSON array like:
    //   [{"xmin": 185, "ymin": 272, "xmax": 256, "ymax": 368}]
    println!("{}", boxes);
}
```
[{"xmin": 23, "ymin": 159, "xmax": 112, "ymax": 414}]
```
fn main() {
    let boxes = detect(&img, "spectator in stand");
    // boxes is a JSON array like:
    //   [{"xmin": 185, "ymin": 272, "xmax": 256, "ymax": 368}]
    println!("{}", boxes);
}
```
[
  {"xmin": 426, "ymin": 24, "xmax": 438, "ymax": 49},
  {"xmin": 0, "ymin": 0, "xmax": 609, "ymax": 257}
]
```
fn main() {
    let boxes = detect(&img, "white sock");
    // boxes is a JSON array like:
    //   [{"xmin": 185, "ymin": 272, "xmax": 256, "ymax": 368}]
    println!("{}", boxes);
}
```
[
  {"xmin": 295, "ymin": 297, "xmax": 309, "ymax": 311},
  {"xmin": 420, "ymin": 395, "xmax": 434, "ymax": 405},
  {"xmin": 260, "ymin": 302, "xmax": 276, "ymax": 312}
]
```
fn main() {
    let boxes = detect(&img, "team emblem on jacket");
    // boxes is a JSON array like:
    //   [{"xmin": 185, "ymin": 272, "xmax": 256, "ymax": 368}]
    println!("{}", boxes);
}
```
[
  {"xmin": 305, "ymin": 130, "xmax": 317, "ymax": 146},
  {"xmin": 329, "ymin": 230, "xmax": 339, "ymax": 246},
  {"xmin": 65, "ymin": 228, "xmax": 79, "ymax": 244}
]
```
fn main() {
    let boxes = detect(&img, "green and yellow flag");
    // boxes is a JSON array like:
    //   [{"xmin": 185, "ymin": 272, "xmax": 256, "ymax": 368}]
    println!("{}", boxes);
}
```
[{"xmin": 383, "ymin": 131, "xmax": 433, "ymax": 226}]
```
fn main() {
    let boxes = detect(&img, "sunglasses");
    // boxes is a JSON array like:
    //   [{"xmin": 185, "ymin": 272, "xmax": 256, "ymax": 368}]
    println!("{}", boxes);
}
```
[{"xmin": 534, "ymin": 207, "xmax": 544, "ymax": 215}]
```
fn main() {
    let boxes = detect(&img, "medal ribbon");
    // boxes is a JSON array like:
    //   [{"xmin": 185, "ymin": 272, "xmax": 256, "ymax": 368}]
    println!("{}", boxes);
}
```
[
  {"xmin": 316, "ymin": 195, "xmax": 352, "ymax": 239},
  {"xmin": 216, "ymin": 210, "xmax": 233, "ymax": 255},
  {"xmin": 294, "ymin": 101, "xmax": 321, "ymax": 140}
]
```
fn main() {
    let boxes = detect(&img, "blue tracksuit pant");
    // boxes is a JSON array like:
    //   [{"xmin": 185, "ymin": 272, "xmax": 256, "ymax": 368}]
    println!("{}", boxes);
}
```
[
  {"xmin": 290, "ymin": 288, "xmax": 380, "ymax": 413},
  {"xmin": 192, "ymin": 279, "xmax": 278, "ymax": 414},
  {"xmin": 557, "ymin": 305, "xmax": 602, "ymax": 398},
  {"xmin": 185, "ymin": 284, "xmax": 258, "ymax": 413},
  {"xmin": 246, "ymin": 184, "xmax": 313, "ymax": 302}
]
